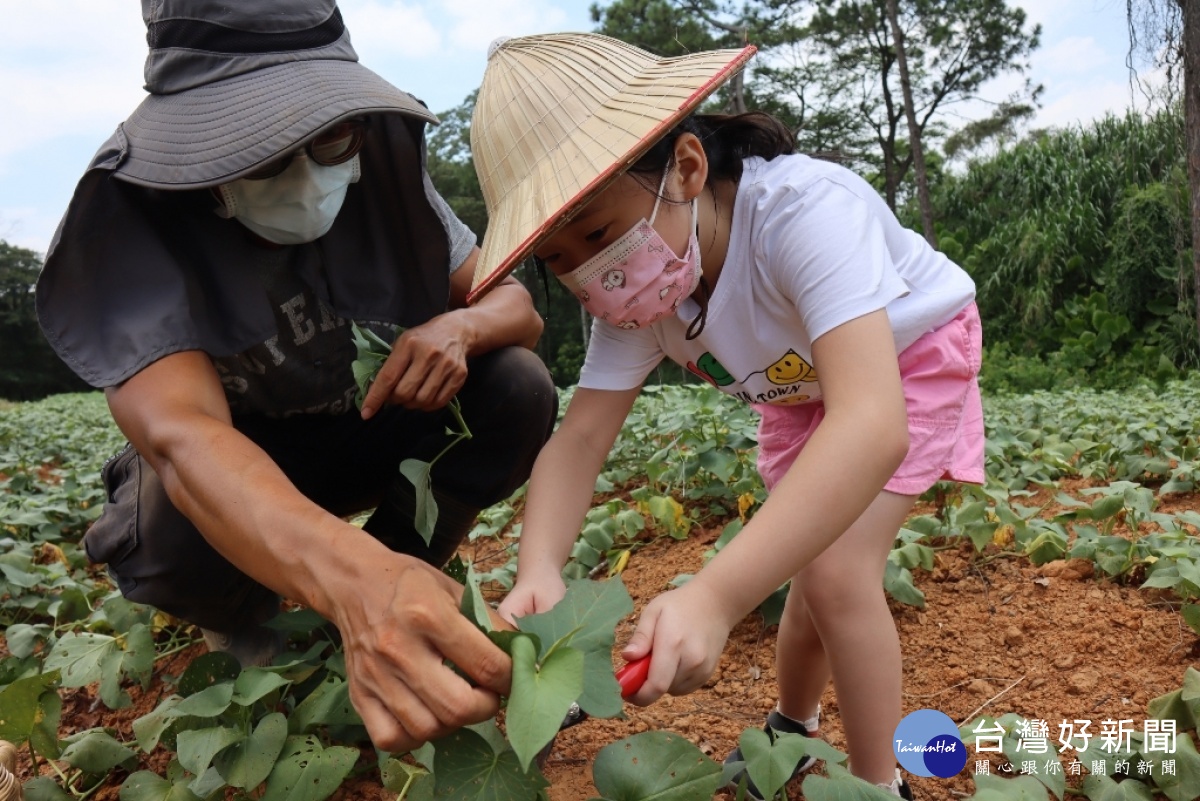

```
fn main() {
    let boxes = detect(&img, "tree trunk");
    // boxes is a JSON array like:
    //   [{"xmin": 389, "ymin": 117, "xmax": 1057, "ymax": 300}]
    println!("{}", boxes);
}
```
[
  {"xmin": 1185, "ymin": 0, "xmax": 1200, "ymax": 344},
  {"xmin": 730, "ymin": 70, "xmax": 748, "ymax": 114},
  {"xmin": 885, "ymin": 0, "xmax": 937, "ymax": 247}
]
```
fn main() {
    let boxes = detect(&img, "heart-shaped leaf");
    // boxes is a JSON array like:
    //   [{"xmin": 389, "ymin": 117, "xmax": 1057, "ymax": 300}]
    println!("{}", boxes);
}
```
[
  {"xmin": 44, "ymin": 632, "xmax": 118, "ymax": 688},
  {"xmin": 400, "ymin": 459, "xmax": 437, "ymax": 544},
  {"xmin": 289, "ymin": 675, "xmax": 361, "ymax": 733},
  {"xmin": 506, "ymin": 635, "xmax": 583, "ymax": 772},
  {"xmin": 0, "ymin": 670, "xmax": 59, "ymax": 743},
  {"xmin": 516, "ymin": 578, "xmax": 633, "ymax": 718},
  {"xmin": 118, "ymin": 771, "xmax": 203, "ymax": 801},
  {"xmin": 60, "ymin": 729, "xmax": 137, "ymax": 774},
  {"xmin": 799, "ymin": 762, "xmax": 896, "ymax": 800},
  {"xmin": 593, "ymin": 731, "xmax": 721, "ymax": 801},
  {"xmin": 214, "ymin": 712, "xmax": 288, "ymax": 789},
  {"xmin": 1081, "ymin": 774, "xmax": 1155, "ymax": 801},
  {"xmin": 430, "ymin": 727, "xmax": 548, "ymax": 801},
  {"xmin": 260, "ymin": 735, "xmax": 358, "ymax": 801},
  {"xmin": 176, "ymin": 726, "xmax": 242, "ymax": 781}
]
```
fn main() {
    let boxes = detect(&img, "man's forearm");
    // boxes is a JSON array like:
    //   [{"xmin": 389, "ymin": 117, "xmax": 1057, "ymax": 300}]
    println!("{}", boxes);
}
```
[
  {"xmin": 137, "ymin": 411, "xmax": 388, "ymax": 618},
  {"xmin": 453, "ymin": 279, "xmax": 544, "ymax": 353}
]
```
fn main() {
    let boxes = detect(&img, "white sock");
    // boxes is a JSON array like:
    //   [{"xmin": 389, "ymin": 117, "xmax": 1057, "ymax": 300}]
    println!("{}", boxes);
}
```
[
  {"xmin": 876, "ymin": 768, "xmax": 905, "ymax": 796},
  {"xmin": 775, "ymin": 703, "xmax": 820, "ymax": 732}
]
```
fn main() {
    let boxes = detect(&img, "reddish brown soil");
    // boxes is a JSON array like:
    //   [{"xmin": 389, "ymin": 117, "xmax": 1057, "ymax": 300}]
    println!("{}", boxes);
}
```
[{"xmin": 10, "ymin": 485, "xmax": 1200, "ymax": 800}]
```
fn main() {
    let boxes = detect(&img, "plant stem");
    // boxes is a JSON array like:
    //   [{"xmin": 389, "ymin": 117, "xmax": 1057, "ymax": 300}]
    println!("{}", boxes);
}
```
[
  {"xmin": 154, "ymin": 638, "xmax": 200, "ymax": 663},
  {"xmin": 447, "ymin": 398, "xmax": 472, "ymax": 440},
  {"xmin": 76, "ymin": 775, "xmax": 106, "ymax": 801},
  {"xmin": 973, "ymin": 551, "xmax": 1028, "ymax": 567},
  {"xmin": 426, "ymin": 398, "xmax": 474, "ymax": 470},
  {"xmin": 44, "ymin": 757, "xmax": 73, "ymax": 791}
]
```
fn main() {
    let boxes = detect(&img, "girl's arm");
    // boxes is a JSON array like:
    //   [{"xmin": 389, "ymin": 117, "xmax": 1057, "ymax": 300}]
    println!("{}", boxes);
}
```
[
  {"xmin": 498, "ymin": 385, "xmax": 641, "ymax": 622},
  {"xmin": 623, "ymin": 309, "xmax": 910, "ymax": 700}
]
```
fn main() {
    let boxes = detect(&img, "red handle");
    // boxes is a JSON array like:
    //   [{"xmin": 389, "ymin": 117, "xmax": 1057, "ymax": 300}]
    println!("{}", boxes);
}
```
[{"xmin": 615, "ymin": 655, "xmax": 651, "ymax": 698}]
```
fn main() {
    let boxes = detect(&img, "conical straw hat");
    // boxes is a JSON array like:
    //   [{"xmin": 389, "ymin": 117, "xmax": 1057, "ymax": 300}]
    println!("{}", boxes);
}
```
[{"xmin": 467, "ymin": 33, "xmax": 755, "ymax": 302}]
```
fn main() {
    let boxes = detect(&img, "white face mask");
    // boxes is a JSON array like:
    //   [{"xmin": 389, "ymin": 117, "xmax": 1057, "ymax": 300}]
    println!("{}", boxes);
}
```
[{"xmin": 216, "ymin": 152, "xmax": 361, "ymax": 245}]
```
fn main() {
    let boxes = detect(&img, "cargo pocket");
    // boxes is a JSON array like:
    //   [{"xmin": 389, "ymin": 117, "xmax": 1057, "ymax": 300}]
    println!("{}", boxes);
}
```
[{"xmin": 82, "ymin": 443, "xmax": 140, "ymax": 568}]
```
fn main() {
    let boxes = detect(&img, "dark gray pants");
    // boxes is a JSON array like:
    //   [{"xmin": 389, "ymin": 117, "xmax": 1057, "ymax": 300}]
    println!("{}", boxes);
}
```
[{"xmin": 83, "ymin": 347, "xmax": 557, "ymax": 631}]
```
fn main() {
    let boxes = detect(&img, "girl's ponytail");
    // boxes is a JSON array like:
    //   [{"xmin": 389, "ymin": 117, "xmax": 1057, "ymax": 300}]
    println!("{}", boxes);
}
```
[{"xmin": 628, "ymin": 111, "xmax": 795, "ymax": 184}]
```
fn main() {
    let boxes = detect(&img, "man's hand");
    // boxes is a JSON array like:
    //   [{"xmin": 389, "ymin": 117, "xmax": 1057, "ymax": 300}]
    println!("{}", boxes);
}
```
[
  {"xmin": 359, "ymin": 247, "xmax": 544, "ymax": 420},
  {"xmin": 361, "ymin": 316, "xmax": 472, "ymax": 415},
  {"xmin": 335, "ymin": 551, "xmax": 513, "ymax": 752}
]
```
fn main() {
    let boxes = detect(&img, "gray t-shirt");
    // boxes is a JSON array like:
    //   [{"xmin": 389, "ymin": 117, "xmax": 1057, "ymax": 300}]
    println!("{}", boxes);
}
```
[{"xmin": 213, "ymin": 173, "xmax": 474, "ymax": 418}]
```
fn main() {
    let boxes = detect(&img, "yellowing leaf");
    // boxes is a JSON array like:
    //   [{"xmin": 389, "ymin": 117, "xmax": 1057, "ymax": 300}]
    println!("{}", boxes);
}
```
[
  {"xmin": 610, "ymin": 550, "xmax": 631, "ymax": 576},
  {"xmin": 41, "ymin": 543, "xmax": 70, "ymax": 566},
  {"xmin": 738, "ymin": 492, "xmax": 757, "ymax": 522},
  {"xmin": 992, "ymin": 525, "xmax": 1014, "ymax": 547}
]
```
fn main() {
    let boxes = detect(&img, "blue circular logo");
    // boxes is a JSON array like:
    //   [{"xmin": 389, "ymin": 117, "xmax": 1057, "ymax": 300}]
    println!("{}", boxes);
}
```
[{"xmin": 893, "ymin": 710, "xmax": 967, "ymax": 778}]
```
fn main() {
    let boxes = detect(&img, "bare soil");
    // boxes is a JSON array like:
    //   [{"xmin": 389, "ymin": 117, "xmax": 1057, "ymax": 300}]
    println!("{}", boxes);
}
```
[{"xmin": 14, "ymin": 485, "xmax": 1200, "ymax": 800}]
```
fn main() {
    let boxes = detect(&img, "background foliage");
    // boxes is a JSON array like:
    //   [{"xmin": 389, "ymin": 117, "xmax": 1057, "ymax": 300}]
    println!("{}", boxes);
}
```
[
  {"xmin": 0, "ymin": 242, "xmax": 89, "ymax": 401},
  {"xmin": 2, "ymin": 0, "xmax": 1195, "ymax": 398},
  {"xmin": 924, "ymin": 106, "xmax": 1198, "ymax": 388}
]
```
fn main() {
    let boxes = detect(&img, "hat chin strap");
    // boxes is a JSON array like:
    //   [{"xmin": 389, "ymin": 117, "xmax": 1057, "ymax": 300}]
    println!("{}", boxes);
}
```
[{"xmin": 214, "ymin": 184, "xmax": 239, "ymax": 219}]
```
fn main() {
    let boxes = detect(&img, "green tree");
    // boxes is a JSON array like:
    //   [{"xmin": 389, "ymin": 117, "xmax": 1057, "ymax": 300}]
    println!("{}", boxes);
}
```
[
  {"xmin": 426, "ymin": 90, "xmax": 487, "ymax": 240},
  {"xmin": 0, "ymin": 241, "xmax": 91, "ymax": 400},
  {"xmin": 804, "ymin": 0, "xmax": 1042, "ymax": 210},
  {"xmin": 941, "ymin": 99, "xmax": 1037, "ymax": 162},
  {"xmin": 1124, "ymin": 0, "xmax": 1200, "ymax": 359},
  {"xmin": 591, "ymin": 0, "xmax": 752, "ymax": 113},
  {"xmin": 884, "ymin": 0, "xmax": 935, "ymax": 244},
  {"xmin": 597, "ymin": 0, "xmax": 1042, "ymax": 209},
  {"xmin": 590, "ymin": 0, "xmax": 720, "ymax": 55},
  {"xmin": 929, "ymin": 107, "xmax": 1192, "ymax": 364},
  {"xmin": 590, "ymin": 1, "xmax": 861, "ymax": 158}
]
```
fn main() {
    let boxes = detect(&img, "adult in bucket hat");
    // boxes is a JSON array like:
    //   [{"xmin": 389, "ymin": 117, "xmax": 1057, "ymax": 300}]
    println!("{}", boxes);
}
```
[
  {"xmin": 35, "ymin": 1, "xmax": 557, "ymax": 752},
  {"xmin": 479, "ymin": 33, "xmax": 985, "ymax": 799}
]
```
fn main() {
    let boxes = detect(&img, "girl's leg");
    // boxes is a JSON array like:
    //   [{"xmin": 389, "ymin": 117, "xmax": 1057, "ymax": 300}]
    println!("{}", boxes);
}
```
[
  {"xmin": 785, "ymin": 489, "xmax": 917, "ymax": 785},
  {"xmin": 774, "ymin": 586, "xmax": 829, "ymax": 727}
]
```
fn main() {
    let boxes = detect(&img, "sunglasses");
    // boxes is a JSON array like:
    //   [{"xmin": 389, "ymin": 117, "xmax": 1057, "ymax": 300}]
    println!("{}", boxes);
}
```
[{"xmin": 243, "ymin": 118, "xmax": 368, "ymax": 180}]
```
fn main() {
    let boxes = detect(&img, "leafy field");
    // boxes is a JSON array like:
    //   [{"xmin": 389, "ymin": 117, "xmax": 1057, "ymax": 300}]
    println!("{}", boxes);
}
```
[{"xmin": 2, "ymin": 379, "xmax": 1200, "ymax": 801}]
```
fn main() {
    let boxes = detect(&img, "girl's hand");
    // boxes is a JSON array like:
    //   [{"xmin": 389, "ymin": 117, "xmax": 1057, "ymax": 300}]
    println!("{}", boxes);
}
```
[
  {"xmin": 619, "ymin": 582, "xmax": 736, "ymax": 705},
  {"xmin": 497, "ymin": 574, "xmax": 568, "ymax": 626}
]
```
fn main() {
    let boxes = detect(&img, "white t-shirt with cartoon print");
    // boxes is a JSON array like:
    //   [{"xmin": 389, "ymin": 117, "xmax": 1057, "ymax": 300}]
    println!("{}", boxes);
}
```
[{"xmin": 576, "ymin": 154, "xmax": 976, "ymax": 405}]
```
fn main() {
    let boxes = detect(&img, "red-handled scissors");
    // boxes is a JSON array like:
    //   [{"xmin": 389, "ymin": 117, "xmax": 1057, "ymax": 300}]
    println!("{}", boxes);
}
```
[{"xmin": 615, "ymin": 655, "xmax": 652, "ymax": 698}]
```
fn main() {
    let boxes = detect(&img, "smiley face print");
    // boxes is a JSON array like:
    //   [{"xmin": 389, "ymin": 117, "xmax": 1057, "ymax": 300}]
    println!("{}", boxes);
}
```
[{"xmin": 766, "ymin": 349, "xmax": 817, "ymax": 384}]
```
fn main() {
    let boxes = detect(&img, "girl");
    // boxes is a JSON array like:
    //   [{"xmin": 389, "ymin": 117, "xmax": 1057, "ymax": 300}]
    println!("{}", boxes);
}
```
[{"xmin": 469, "ymin": 33, "xmax": 984, "ymax": 798}]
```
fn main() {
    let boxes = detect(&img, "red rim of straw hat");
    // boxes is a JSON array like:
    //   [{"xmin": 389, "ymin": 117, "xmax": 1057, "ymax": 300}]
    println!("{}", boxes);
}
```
[{"xmin": 466, "ymin": 43, "xmax": 757, "ymax": 305}]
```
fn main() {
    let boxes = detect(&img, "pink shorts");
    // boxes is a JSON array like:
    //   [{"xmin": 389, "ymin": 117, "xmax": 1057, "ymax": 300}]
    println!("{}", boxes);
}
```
[{"xmin": 755, "ymin": 303, "xmax": 985, "ymax": 496}]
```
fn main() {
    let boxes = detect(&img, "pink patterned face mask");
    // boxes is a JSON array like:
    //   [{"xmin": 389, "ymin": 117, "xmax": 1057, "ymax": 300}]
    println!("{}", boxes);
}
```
[{"xmin": 558, "ymin": 170, "xmax": 702, "ymax": 330}]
